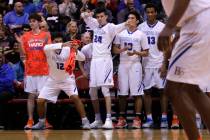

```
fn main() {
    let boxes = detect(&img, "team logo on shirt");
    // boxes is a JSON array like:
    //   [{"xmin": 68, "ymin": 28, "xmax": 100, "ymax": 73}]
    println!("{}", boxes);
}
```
[
  {"xmin": 174, "ymin": 66, "xmax": 184, "ymax": 76},
  {"xmin": 28, "ymin": 39, "xmax": 45, "ymax": 50}
]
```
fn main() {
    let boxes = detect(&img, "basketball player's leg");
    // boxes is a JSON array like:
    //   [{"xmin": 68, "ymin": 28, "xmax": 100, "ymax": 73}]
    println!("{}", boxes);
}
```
[
  {"xmin": 165, "ymin": 80, "xmax": 199, "ymax": 140},
  {"xmin": 24, "ymin": 76, "xmax": 39, "ymax": 129},
  {"xmin": 187, "ymin": 85, "xmax": 210, "ymax": 131},
  {"xmin": 142, "ymin": 68, "xmax": 154, "ymax": 128},
  {"xmin": 64, "ymin": 78, "xmax": 90, "ymax": 129},
  {"xmin": 116, "ymin": 63, "xmax": 129, "ymax": 128}
]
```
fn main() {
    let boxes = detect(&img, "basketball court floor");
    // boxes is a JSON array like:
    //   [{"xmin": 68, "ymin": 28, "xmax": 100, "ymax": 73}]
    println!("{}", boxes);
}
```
[{"xmin": 0, "ymin": 129, "xmax": 209, "ymax": 140}]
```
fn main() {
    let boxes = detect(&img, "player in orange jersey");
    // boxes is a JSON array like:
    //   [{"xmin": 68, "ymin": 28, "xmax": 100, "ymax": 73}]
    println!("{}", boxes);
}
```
[{"xmin": 15, "ymin": 13, "xmax": 52, "ymax": 129}]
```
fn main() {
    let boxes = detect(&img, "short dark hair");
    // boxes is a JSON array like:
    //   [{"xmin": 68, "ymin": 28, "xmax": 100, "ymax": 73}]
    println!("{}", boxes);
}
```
[
  {"xmin": 127, "ymin": 10, "xmax": 140, "ymax": 21},
  {"xmin": 145, "ymin": 3, "xmax": 158, "ymax": 12},
  {"xmin": 29, "ymin": 13, "xmax": 42, "ymax": 22},
  {"xmin": 95, "ymin": 8, "xmax": 108, "ymax": 16},
  {"xmin": 51, "ymin": 32, "xmax": 64, "ymax": 41}
]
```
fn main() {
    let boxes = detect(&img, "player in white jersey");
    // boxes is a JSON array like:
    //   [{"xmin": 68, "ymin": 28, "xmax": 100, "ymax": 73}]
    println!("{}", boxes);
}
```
[
  {"xmin": 138, "ymin": 3, "xmax": 168, "ymax": 128},
  {"xmin": 31, "ymin": 34, "xmax": 91, "ymax": 130},
  {"xmin": 158, "ymin": 0, "xmax": 210, "ymax": 139},
  {"xmin": 113, "ymin": 11, "xmax": 149, "ymax": 129},
  {"xmin": 81, "ymin": 8, "xmax": 129, "ymax": 129},
  {"xmin": 78, "ymin": 32, "xmax": 93, "ymax": 79}
]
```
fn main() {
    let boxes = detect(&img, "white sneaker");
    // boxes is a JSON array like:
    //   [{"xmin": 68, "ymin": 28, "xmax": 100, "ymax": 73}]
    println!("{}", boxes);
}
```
[
  {"xmin": 102, "ymin": 118, "xmax": 113, "ymax": 129},
  {"xmin": 90, "ymin": 120, "xmax": 103, "ymax": 129},
  {"xmin": 82, "ymin": 120, "xmax": 91, "ymax": 130},
  {"xmin": 142, "ymin": 118, "xmax": 153, "ymax": 128},
  {"xmin": 31, "ymin": 121, "xmax": 45, "ymax": 130}
]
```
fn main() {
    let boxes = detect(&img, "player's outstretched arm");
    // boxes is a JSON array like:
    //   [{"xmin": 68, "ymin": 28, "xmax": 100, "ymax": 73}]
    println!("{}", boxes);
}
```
[{"xmin": 81, "ymin": 12, "xmax": 99, "ymax": 30}]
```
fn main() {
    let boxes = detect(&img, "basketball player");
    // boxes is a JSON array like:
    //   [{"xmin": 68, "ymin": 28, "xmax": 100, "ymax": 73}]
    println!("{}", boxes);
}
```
[
  {"xmin": 31, "ymin": 34, "xmax": 90, "ymax": 130},
  {"xmin": 158, "ymin": 0, "xmax": 210, "ymax": 139},
  {"xmin": 138, "ymin": 3, "xmax": 167, "ymax": 128},
  {"xmin": 81, "ymin": 8, "xmax": 130, "ymax": 129},
  {"xmin": 113, "ymin": 11, "xmax": 149, "ymax": 129},
  {"xmin": 15, "ymin": 13, "xmax": 52, "ymax": 129}
]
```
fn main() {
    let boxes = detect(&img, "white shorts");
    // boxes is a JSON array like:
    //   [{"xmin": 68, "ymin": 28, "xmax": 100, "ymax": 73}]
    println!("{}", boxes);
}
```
[
  {"xmin": 118, "ymin": 62, "xmax": 144, "ymax": 96},
  {"xmin": 89, "ymin": 57, "xmax": 114, "ymax": 87},
  {"xmin": 167, "ymin": 8, "xmax": 210, "ymax": 91},
  {"xmin": 24, "ymin": 75, "xmax": 48, "ymax": 94},
  {"xmin": 143, "ymin": 68, "xmax": 164, "ymax": 90},
  {"xmin": 38, "ymin": 76, "xmax": 78, "ymax": 103}
]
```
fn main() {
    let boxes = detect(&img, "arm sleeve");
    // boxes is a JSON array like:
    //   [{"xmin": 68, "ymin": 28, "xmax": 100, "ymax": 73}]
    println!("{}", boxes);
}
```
[
  {"xmin": 111, "ymin": 23, "xmax": 126, "ymax": 37},
  {"xmin": 141, "ymin": 32, "xmax": 149, "ymax": 50},
  {"xmin": 76, "ymin": 50, "xmax": 85, "ymax": 61},
  {"xmin": 113, "ymin": 34, "xmax": 120, "ymax": 45},
  {"xmin": 44, "ymin": 43, "xmax": 63, "ymax": 52},
  {"xmin": 81, "ymin": 12, "xmax": 99, "ymax": 30}
]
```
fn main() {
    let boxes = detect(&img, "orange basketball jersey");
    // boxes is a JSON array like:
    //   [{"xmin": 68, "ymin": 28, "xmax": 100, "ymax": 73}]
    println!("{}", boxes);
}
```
[{"xmin": 22, "ymin": 31, "xmax": 51, "ymax": 75}]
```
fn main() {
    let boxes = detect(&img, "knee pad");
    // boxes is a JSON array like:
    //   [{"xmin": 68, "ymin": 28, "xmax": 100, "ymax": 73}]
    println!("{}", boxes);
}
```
[
  {"xmin": 89, "ymin": 87, "xmax": 98, "ymax": 100},
  {"xmin": 101, "ymin": 87, "xmax": 110, "ymax": 97}
]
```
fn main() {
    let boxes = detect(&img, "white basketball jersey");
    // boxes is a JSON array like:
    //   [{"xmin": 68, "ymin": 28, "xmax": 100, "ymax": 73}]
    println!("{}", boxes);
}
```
[
  {"xmin": 81, "ymin": 43, "xmax": 93, "ymax": 74},
  {"xmin": 138, "ymin": 21, "xmax": 165, "ymax": 68},
  {"xmin": 114, "ymin": 29, "xmax": 149, "ymax": 63},
  {"xmin": 44, "ymin": 43, "xmax": 85, "ymax": 80},
  {"xmin": 83, "ymin": 16, "xmax": 126, "ymax": 58},
  {"xmin": 161, "ymin": 0, "xmax": 210, "ymax": 26}
]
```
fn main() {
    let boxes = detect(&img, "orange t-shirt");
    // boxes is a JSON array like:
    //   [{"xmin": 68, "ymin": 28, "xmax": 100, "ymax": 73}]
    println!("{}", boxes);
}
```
[{"xmin": 22, "ymin": 31, "xmax": 51, "ymax": 76}]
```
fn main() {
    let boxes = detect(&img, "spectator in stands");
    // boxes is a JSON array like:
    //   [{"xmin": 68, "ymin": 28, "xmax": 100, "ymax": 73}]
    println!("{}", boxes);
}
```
[
  {"xmin": 5, "ymin": 42, "xmax": 24, "ymax": 92},
  {"xmin": 3, "ymin": 2, "xmax": 29, "ymax": 32},
  {"xmin": 46, "ymin": 4, "xmax": 63, "ymax": 32},
  {"xmin": 0, "ymin": 0, "xmax": 11, "ymax": 15},
  {"xmin": 0, "ymin": 14, "xmax": 4, "ymax": 29},
  {"xmin": 0, "ymin": 52, "xmax": 16, "ymax": 130},
  {"xmin": 64, "ymin": 21, "xmax": 81, "ymax": 41},
  {"xmin": 59, "ymin": 0, "xmax": 77, "ymax": 20},
  {"xmin": 117, "ymin": 0, "xmax": 143, "ymax": 23},
  {"xmin": 0, "ymin": 26, "xmax": 15, "ymax": 52},
  {"xmin": 23, "ymin": 0, "xmax": 37, "ymax": 15},
  {"xmin": 81, "ymin": 32, "xmax": 92, "ymax": 46},
  {"xmin": 36, "ymin": 0, "xmax": 57, "ymax": 17},
  {"xmin": 39, "ymin": 21, "xmax": 49, "ymax": 32}
]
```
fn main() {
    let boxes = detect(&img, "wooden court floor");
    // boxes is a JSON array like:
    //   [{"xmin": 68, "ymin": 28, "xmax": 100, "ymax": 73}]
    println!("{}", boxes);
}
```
[{"xmin": 0, "ymin": 129, "xmax": 209, "ymax": 140}]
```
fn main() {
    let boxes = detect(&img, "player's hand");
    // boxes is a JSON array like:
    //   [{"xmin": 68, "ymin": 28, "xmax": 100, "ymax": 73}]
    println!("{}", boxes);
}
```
[
  {"xmin": 159, "ymin": 64, "xmax": 168, "ymax": 79},
  {"xmin": 127, "ymin": 51, "xmax": 135, "ymax": 56},
  {"xmin": 120, "ymin": 47, "xmax": 128, "ymax": 53},
  {"xmin": 125, "ymin": 19, "xmax": 131, "ymax": 26},
  {"xmin": 82, "ymin": 72, "xmax": 88, "ymax": 79},
  {"xmin": 158, "ymin": 26, "xmax": 173, "ymax": 52}
]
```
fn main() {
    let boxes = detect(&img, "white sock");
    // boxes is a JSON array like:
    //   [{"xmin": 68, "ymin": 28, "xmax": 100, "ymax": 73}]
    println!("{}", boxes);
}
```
[
  {"xmin": 196, "ymin": 114, "xmax": 201, "ymax": 119},
  {"xmin": 162, "ymin": 114, "xmax": 167, "ymax": 119},
  {"xmin": 147, "ymin": 114, "xmax": 152, "ymax": 120},
  {"xmin": 106, "ymin": 113, "xmax": 111, "ymax": 119},
  {"xmin": 39, "ymin": 118, "xmax": 45, "ymax": 123},
  {"xmin": 82, "ymin": 117, "xmax": 89, "ymax": 124}
]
